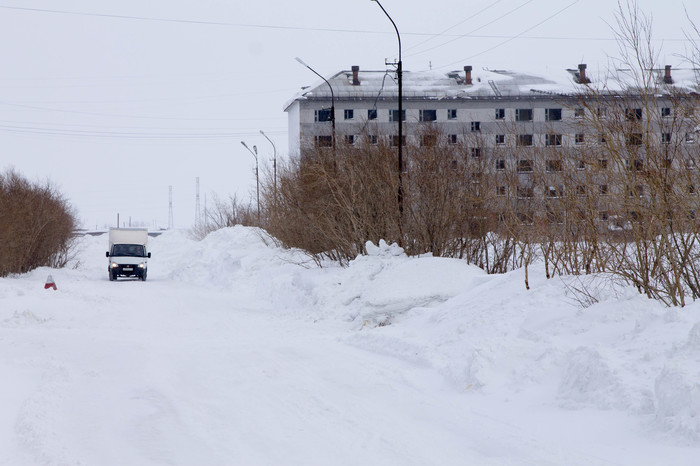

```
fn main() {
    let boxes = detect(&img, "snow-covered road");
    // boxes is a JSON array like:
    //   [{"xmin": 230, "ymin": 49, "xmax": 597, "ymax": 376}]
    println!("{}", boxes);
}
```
[{"xmin": 1, "ymin": 228, "xmax": 699, "ymax": 465}]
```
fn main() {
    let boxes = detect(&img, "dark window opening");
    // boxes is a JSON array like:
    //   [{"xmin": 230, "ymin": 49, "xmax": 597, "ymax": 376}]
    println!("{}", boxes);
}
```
[
  {"xmin": 315, "ymin": 135, "xmax": 332, "ymax": 147},
  {"xmin": 517, "ymin": 134, "xmax": 533, "ymax": 146},
  {"xmin": 420, "ymin": 109, "xmax": 437, "ymax": 122},
  {"xmin": 545, "ymin": 108, "xmax": 562, "ymax": 121},
  {"xmin": 315, "ymin": 109, "xmax": 332, "ymax": 122},
  {"xmin": 515, "ymin": 108, "xmax": 533, "ymax": 121},
  {"xmin": 390, "ymin": 109, "xmax": 406, "ymax": 122}
]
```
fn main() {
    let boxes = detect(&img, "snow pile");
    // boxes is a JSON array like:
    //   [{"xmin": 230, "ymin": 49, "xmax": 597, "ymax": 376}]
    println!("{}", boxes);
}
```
[
  {"xmin": 147, "ymin": 228, "xmax": 700, "ymax": 445},
  {"xmin": 2, "ymin": 226, "xmax": 700, "ymax": 464}
]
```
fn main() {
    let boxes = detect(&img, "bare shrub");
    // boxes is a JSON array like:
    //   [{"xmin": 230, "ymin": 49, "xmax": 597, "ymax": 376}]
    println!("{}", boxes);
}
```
[
  {"xmin": 0, "ymin": 169, "xmax": 77, "ymax": 276},
  {"xmin": 191, "ymin": 194, "xmax": 258, "ymax": 240}
]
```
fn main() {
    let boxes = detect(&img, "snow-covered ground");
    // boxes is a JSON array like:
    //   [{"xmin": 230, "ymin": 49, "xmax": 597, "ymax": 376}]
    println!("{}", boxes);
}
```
[{"xmin": 1, "ymin": 227, "xmax": 700, "ymax": 465}]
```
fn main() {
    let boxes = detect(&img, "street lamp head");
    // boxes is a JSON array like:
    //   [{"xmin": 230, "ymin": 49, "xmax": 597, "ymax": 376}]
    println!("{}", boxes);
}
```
[
  {"xmin": 241, "ymin": 140, "xmax": 249, "ymax": 150},
  {"xmin": 253, "ymin": 145, "xmax": 257, "ymax": 155},
  {"xmin": 294, "ymin": 57, "xmax": 308, "ymax": 68}
]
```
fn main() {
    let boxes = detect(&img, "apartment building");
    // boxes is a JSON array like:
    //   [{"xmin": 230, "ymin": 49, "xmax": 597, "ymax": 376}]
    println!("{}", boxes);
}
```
[{"xmin": 285, "ymin": 64, "xmax": 700, "ymax": 226}]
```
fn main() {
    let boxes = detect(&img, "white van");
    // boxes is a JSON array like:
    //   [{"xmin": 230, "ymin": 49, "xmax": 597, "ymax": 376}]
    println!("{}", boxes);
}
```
[{"xmin": 106, "ymin": 228, "xmax": 151, "ymax": 281}]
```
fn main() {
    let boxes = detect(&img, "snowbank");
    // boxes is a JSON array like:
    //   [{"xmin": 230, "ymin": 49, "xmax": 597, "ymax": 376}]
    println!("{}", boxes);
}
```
[{"xmin": 2, "ymin": 226, "xmax": 700, "ymax": 463}]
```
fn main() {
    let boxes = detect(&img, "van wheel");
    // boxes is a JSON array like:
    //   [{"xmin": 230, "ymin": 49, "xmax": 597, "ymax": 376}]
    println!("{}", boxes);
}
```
[{"xmin": 141, "ymin": 271, "xmax": 147, "ymax": 281}]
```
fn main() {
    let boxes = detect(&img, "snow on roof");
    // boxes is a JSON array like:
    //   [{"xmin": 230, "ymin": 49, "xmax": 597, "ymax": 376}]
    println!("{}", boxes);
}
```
[{"xmin": 284, "ymin": 65, "xmax": 700, "ymax": 111}]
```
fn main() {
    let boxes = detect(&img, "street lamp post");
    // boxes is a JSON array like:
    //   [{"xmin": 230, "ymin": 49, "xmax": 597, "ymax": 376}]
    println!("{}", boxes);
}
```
[
  {"xmin": 371, "ymin": 0, "xmax": 403, "ymax": 216},
  {"xmin": 259, "ymin": 129, "xmax": 277, "ymax": 200},
  {"xmin": 295, "ymin": 57, "xmax": 335, "ymax": 152},
  {"xmin": 241, "ymin": 141, "xmax": 260, "ymax": 223}
]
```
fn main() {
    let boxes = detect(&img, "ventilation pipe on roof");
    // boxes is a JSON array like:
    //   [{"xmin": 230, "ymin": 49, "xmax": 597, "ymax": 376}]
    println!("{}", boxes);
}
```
[
  {"xmin": 352, "ymin": 65, "xmax": 360, "ymax": 85},
  {"xmin": 577, "ymin": 64, "xmax": 591, "ymax": 84},
  {"xmin": 664, "ymin": 65, "xmax": 674, "ymax": 84},
  {"xmin": 464, "ymin": 65, "xmax": 473, "ymax": 85}
]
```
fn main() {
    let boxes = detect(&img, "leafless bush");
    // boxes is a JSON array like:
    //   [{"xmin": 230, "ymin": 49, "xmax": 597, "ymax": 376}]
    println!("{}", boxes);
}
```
[
  {"xmin": 191, "ymin": 194, "xmax": 258, "ymax": 240},
  {"xmin": 0, "ymin": 169, "xmax": 77, "ymax": 276}
]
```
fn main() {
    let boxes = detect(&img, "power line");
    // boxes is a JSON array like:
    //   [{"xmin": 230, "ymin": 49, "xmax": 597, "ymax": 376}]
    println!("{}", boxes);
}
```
[
  {"xmin": 0, "ymin": 123, "xmax": 285, "ymax": 139},
  {"xmin": 434, "ymin": 1, "xmax": 581, "ymax": 70},
  {"xmin": 404, "ymin": 0, "xmax": 505, "ymax": 53},
  {"xmin": 406, "ymin": 0, "xmax": 536, "ymax": 58},
  {"xmin": 0, "ymin": 4, "xmax": 690, "ymax": 43}
]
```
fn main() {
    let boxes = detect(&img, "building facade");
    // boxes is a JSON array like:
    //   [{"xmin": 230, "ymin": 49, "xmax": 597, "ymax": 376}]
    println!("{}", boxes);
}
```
[{"xmin": 284, "ymin": 64, "xmax": 700, "ymax": 227}]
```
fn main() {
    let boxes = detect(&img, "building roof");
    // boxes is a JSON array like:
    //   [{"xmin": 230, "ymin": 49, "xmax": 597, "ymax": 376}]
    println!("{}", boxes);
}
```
[{"xmin": 284, "ymin": 65, "xmax": 700, "ymax": 111}]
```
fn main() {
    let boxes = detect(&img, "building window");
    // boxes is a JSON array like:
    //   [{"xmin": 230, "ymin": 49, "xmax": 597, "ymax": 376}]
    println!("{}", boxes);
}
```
[
  {"xmin": 599, "ymin": 211, "xmax": 609, "ymax": 221},
  {"xmin": 546, "ymin": 185, "xmax": 562, "ymax": 198},
  {"xmin": 495, "ymin": 134, "xmax": 505, "ymax": 145},
  {"xmin": 516, "ymin": 212, "xmax": 534, "ymax": 225},
  {"xmin": 628, "ymin": 158, "xmax": 644, "ymax": 171},
  {"xmin": 626, "ymin": 108, "xmax": 643, "ymax": 120},
  {"xmin": 419, "ymin": 109, "xmax": 437, "ymax": 122},
  {"xmin": 369, "ymin": 135, "xmax": 378, "ymax": 145},
  {"xmin": 368, "ymin": 109, "xmax": 377, "ymax": 120},
  {"xmin": 545, "ymin": 134, "xmax": 562, "ymax": 146},
  {"xmin": 315, "ymin": 135, "xmax": 332, "ymax": 147},
  {"xmin": 662, "ymin": 132, "xmax": 672, "ymax": 144},
  {"xmin": 545, "ymin": 108, "xmax": 562, "ymax": 121},
  {"xmin": 495, "ymin": 108, "xmax": 505, "ymax": 120},
  {"xmin": 447, "ymin": 109, "xmax": 457, "ymax": 120},
  {"xmin": 576, "ymin": 160, "xmax": 586, "ymax": 170},
  {"xmin": 661, "ymin": 107, "xmax": 671, "ymax": 118},
  {"xmin": 517, "ymin": 134, "xmax": 533, "ymax": 146},
  {"xmin": 546, "ymin": 160, "xmax": 562, "ymax": 172},
  {"xmin": 599, "ymin": 133, "xmax": 606, "ymax": 144},
  {"xmin": 598, "ymin": 159, "xmax": 608, "ymax": 170},
  {"xmin": 627, "ymin": 133, "xmax": 643, "ymax": 145},
  {"xmin": 599, "ymin": 184, "xmax": 609, "ymax": 195},
  {"xmin": 515, "ymin": 108, "xmax": 533, "ymax": 121},
  {"xmin": 392, "ymin": 135, "xmax": 406, "ymax": 146},
  {"xmin": 421, "ymin": 134, "xmax": 436, "ymax": 146},
  {"xmin": 470, "ymin": 147, "xmax": 481, "ymax": 158},
  {"xmin": 689, "ymin": 184, "xmax": 696, "ymax": 195},
  {"xmin": 471, "ymin": 121, "xmax": 481, "ymax": 132},
  {"xmin": 574, "ymin": 108, "xmax": 584, "ymax": 118},
  {"xmin": 345, "ymin": 135, "xmax": 355, "ymax": 145},
  {"xmin": 517, "ymin": 186, "xmax": 534, "ymax": 198},
  {"xmin": 576, "ymin": 185, "xmax": 587, "ymax": 196},
  {"xmin": 496, "ymin": 186, "xmax": 506, "ymax": 196},
  {"xmin": 315, "ymin": 109, "xmax": 332, "ymax": 122},
  {"xmin": 686, "ymin": 132, "xmax": 696, "ymax": 144},
  {"xmin": 597, "ymin": 107, "xmax": 608, "ymax": 119},
  {"xmin": 344, "ymin": 109, "xmax": 354, "ymax": 120},
  {"xmin": 496, "ymin": 159, "xmax": 505, "ymax": 170},
  {"xmin": 390, "ymin": 109, "xmax": 406, "ymax": 122},
  {"xmin": 575, "ymin": 133, "xmax": 585, "ymax": 144},
  {"xmin": 517, "ymin": 159, "xmax": 533, "ymax": 173},
  {"xmin": 448, "ymin": 134, "xmax": 458, "ymax": 144}
]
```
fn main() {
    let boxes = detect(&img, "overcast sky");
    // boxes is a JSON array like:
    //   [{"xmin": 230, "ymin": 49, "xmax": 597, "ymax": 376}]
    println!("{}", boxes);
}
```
[{"xmin": 1, "ymin": 0, "xmax": 698, "ymax": 229}]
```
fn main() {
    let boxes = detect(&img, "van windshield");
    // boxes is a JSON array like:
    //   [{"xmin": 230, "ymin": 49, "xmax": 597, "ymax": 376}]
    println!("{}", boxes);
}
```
[{"xmin": 112, "ymin": 244, "xmax": 145, "ymax": 257}]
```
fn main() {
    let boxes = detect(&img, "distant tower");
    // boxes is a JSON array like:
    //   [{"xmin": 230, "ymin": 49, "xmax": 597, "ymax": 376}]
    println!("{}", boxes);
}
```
[
  {"xmin": 168, "ymin": 185, "xmax": 174, "ymax": 229},
  {"xmin": 195, "ymin": 177, "xmax": 201, "ymax": 227}
]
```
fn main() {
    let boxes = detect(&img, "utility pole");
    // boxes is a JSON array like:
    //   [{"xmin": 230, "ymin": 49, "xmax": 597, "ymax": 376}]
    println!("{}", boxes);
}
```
[
  {"xmin": 195, "ymin": 177, "xmax": 201, "ymax": 227},
  {"xmin": 168, "ymin": 185, "xmax": 174, "ymax": 229}
]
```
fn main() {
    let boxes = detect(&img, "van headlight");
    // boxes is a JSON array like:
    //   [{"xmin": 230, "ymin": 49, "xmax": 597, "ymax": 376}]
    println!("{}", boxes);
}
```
[
  {"xmin": 138, "ymin": 263, "xmax": 145, "ymax": 268},
  {"xmin": 110, "ymin": 262, "xmax": 119, "ymax": 268}
]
